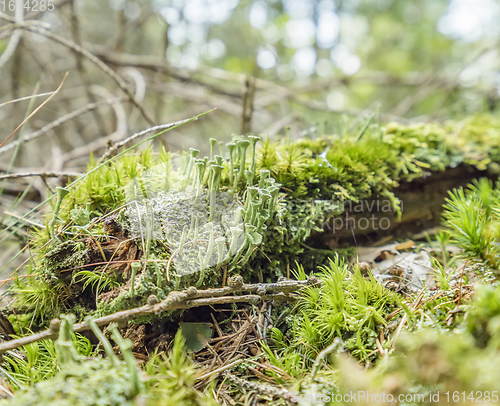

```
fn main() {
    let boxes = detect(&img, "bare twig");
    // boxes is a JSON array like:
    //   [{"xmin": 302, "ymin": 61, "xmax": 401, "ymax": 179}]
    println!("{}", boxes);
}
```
[
  {"xmin": 3, "ymin": 211, "xmax": 45, "ymax": 228},
  {"xmin": 0, "ymin": 20, "xmax": 49, "ymax": 38},
  {"xmin": 95, "ymin": 50, "xmax": 407, "ymax": 121},
  {"xmin": 241, "ymin": 76, "xmax": 255, "ymax": 135},
  {"xmin": 0, "ymin": 72, "xmax": 68, "ymax": 149},
  {"xmin": 0, "ymin": 97, "xmax": 126, "ymax": 156},
  {"xmin": 0, "ymin": 91, "xmax": 55, "ymax": 108},
  {"xmin": 0, "ymin": 11, "xmax": 15, "ymax": 22},
  {"xmin": 0, "ymin": 171, "xmax": 83, "ymax": 180},
  {"xmin": 19, "ymin": 24, "xmax": 155, "ymax": 126},
  {"xmin": 0, "ymin": 0, "xmax": 23, "ymax": 70},
  {"xmin": 195, "ymin": 359, "xmax": 243, "ymax": 382},
  {"xmin": 222, "ymin": 371, "xmax": 295, "ymax": 402},
  {"xmin": 99, "ymin": 117, "xmax": 197, "ymax": 162},
  {"xmin": 0, "ymin": 276, "xmax": 318, "ymax": 354},
  {"xmin": 68, "ymin": 0, "xmax": 106, "ymax": 132}
]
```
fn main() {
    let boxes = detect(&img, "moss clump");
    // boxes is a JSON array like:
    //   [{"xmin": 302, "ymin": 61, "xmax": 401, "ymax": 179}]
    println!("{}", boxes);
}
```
[
  {"xmin": 325, "ymin": 329, "xmax": 500, "ymax": 406},
  {"xmin": 12, "ymin": 115, "xmax": 500, "ymax": 324},
  {"xmin": 42, "ymin": 241, "xmax": 87, "ymax": 274},
  {"xmin": 265, "ymin": 256, "xmax": 402, "ymax": 374},
  {"xmin": 465, "ymin": 283, "xmax": 500, "ymax": 348},
  {"xmin": 277, "ymin": 280, "xmax": 500, "ymax": 405},
  {"xmin": 0, "ymin": 316, "xmax": 217, "ymax": 406},
  {"xmin": 0, "ymin": 315, "xmax": 141, "ymax": 406},
  {"xmin": 143, "ymin": 332, "xmax": 219, "ymax": 406},
  {"xmin": 443, "ymin": 178, "xmax": 500, "ymax": 275}
]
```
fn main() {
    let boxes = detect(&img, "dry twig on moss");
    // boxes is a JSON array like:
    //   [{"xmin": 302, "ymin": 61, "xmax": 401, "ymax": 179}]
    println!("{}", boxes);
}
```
[
  {"xmin": 0, "ymin": 276, "xmax": 319, "ymax": 354},
  {"xmin": 0, "ymin": 171, "xmax": 83, "ymax": 180}
]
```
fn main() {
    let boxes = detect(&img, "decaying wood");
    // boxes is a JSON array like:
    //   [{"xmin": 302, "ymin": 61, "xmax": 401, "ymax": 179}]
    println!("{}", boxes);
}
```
[
  {"xmin": 320, "ymin": 164, "xmax": 487, "ymax": 246},
  {"xmin": 0, "ymin": 276, "xmax": 319, "ymax": 354}
]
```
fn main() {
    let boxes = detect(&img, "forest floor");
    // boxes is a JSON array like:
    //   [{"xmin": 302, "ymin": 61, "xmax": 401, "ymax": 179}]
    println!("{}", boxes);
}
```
[{"xmin": 1, "ymin": 114, "xmax": 500, "ymax": 405}]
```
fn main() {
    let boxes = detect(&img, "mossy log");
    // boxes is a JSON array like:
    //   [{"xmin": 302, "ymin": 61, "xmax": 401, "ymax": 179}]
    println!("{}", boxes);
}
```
[
  {"xmin": 8, "ymin": 114, "xmax": 500, "ymax": 325},
  {"xmin": 320, "ymin": 164, "xmax": 490, "ymax": 247}
]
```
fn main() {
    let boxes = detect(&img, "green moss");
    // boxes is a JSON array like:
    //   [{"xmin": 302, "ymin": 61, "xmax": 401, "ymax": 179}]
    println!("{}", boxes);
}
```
[
  {"xmin": 0, "ymin": 316, "xmax": 139, "ymax": 406},
  {"xmin": 42, "ymin": 241, "xmax": 87, "ymax": 274},
  {"xmin": 466, "ymin": 283, "xmax": 500, "ymax": 348},
  {"xmin": 11, "ymin": 274, "xmax": 72, "ymax": 323},
  {"xmin": 7, "ymin": 114, "xmax": 500, "ymax": 404},
  {"xmin": 13, "ymin": 114, "xmax": 500, "ymax": 322},
  {"xmin": 442, "ymin": 178, "xmax": 500, "ymax": 275},
  {"xmin": 266, "ymin": 256, "xmax": 402, "ymax": 371},
  {"xmin": 264, "ymin": 270, "xmax": 500, "ymax": 405}
]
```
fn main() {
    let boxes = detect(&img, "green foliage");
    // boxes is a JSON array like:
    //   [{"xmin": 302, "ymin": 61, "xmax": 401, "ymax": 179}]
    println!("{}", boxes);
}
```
[
  {"xmin": 144, "ymin": 332, "xmax": 218, "ymax": 406},
  {"xmin": 14, "ymin": 114, "xmax": 500, "ymax": 324},
  {"xmin": 0, "ymin": 315, "xmax": 137, "ymax": 406},
  {"xmin": 267, "ymin": 256, "xmax": 401, "ymax": 374},
  {"xmin": 2, "ymin": 321, "xmax": 218, "ymax": 406},
  {"xmin": 333, "ymin": 328, "xmax": 500, "ymax": 406},
  {"xmin": 11, "ymin": 274, "xmax": 71, "ymax": 323},
  {"xmin": 429, "ymin": 256, "xmax": 451, "ymax": 291},
  {"xmin": 443, "ymin": 178, "xmax": 500, "ymax": 274},
  {"xmin": 72, "ymin": 270, "xmax": 121, "ymax": 294},
  {"xmin": 1, "ymin": 340, "xmax": 57, "ymax": 389},
  {"xmin": 465, "ymin": 284, "xmax": 500, "ymax": 349},
  {"xmin": 1, "ymin": 333, "xmax": 92, "ymax": 390},
  {"xmin": 286, "ymin": 279, "xmax": 500, "ymax": 405}
]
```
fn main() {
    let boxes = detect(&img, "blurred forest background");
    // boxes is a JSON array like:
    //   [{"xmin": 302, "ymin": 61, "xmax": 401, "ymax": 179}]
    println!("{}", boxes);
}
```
[{"xmin": 1, "ymin": 0, "xmax": 500, "ymax": 281}]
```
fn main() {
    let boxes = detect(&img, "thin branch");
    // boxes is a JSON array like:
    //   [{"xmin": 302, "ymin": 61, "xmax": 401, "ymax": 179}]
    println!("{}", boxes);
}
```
[
  {"xmin": 0, "ymin": 91, "xmax": 55, "ymax": 108},
  {"xmin": 0, "ymin": 11, "xmax": 15, "ymax": 22},
  {"xmin": 241, "ymin": 76, "xmax": 255, "ymax": 135},
  {"xmin": 99, "ymin": 117, "xmax": 198, "ymax": 162},
  {"xmin": 19, "ymin": 24, "xmax": 155, "ymax": 126},
  {"xmin": 0, "ymin": 72, "xmax": 68, "ymax": 149},
  {"xmin": 0, "ymin": 171, "xmax": 83, "ymax": 180},
  {"xmin": 0, "ymin": 20, "xmax": 49, "ymax": 36},
  {"xmin": 0, "ymin": 0, "xmax": 23, "ymax": 70},
  {"xmin": 0, "ymin": 276, "xmax": 319, "ymax": 354},
  {"xmin": 3, "ymin": 211, "xmax": 45, "ymax": 228},
  {"xmin": 68, "ymin": 0, "xmax": 106, "ymax": 132},
  {"xmin": 0, "ymin": 97, "xmax": 126, "ymax": 156},
  {"xmin": 96, "ymin": 50, "xmax": 404, "ymax": 121}
]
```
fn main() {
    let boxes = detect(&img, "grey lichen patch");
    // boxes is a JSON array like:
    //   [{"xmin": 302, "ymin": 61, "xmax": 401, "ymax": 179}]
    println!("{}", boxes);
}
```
[{"xmin": 92, "ymin": 145, "xmax": 284, "ymax": 317}]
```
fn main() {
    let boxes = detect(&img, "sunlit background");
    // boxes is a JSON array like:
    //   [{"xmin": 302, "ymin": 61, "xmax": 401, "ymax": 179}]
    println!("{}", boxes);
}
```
[
  {"xmin": 105, "ymin": 0, "xmax": 500, "ymax": 114},
  {"xmin": 1, "ymin": 0, "xmax": 500, "ymax": 155}
]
